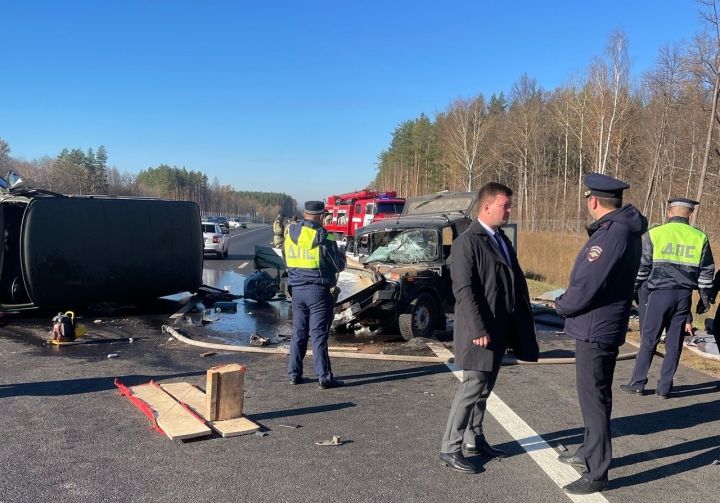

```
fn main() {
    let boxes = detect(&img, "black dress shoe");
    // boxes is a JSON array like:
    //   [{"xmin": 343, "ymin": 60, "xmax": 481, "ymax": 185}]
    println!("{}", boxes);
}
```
[
  {"xmin": 319, "ymin": 379, "xmax": 344, "ymax": 389},
  {"xmin": 619, "ymin": 384, "xmax": 645, "ymax": 396},
  {"xmin": 438, "ymin": 452, "xmax": 479, "ymax": 473},
  {"xmin": 563, "ymin": 477, "xmax": 607, "ymax": 495},
  {"xmin": 463, "ymin": 439, "xmax": 507, "ymax": 458},
  {"xmin": 289, "ymin": 376, "xmax": 304, "ymax": 385},
  {"xmin": 557, "ymin": 452, "xmax": 586, "ymax": 468}
]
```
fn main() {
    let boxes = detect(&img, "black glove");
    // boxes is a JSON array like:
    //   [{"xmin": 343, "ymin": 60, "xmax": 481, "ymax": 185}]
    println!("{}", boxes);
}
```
[{"xmin": 696, "ymin": 296, "xmax": 711, "ymax": 315}]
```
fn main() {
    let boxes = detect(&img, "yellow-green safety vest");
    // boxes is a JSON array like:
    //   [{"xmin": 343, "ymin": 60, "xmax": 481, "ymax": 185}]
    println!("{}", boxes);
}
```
[
  {"xmin": 649, "ymin": 221, "xmax": 707, "ymax": 267},
  {"xmin": 284, "ymin": 225, "xmax": 335, "ymax": 269}
]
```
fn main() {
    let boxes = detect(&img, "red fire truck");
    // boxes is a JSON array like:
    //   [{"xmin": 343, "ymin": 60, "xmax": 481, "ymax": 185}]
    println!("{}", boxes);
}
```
[{"xmin": 323, "ymin": 189, "xmax": 405, "ymax": 243}]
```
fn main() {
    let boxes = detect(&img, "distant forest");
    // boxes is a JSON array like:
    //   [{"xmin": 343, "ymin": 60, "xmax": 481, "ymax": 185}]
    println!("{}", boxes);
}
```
[
  {"xmin": 0, "ymin": 140, "xmax": 296, "ymax": 222},
  {"xmin": 372, "ymin": 1, "xmax": 720, "ymax": 236}
]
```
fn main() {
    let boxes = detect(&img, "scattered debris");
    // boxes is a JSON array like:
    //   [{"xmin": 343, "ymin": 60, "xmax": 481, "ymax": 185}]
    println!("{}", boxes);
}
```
[
  {"xmin": 557, "ymin": 443, "xmax": 568, "ymax": 452},
  {"xmin": 255, "ymin": 431, "xmax": 268, "ymax": 437},
  {"xmin": 278, "ymin": 423, "xmax": 300, "ymax": 429},
  {"xmin": 315, "ymin": 435, "xmax": 345, "ymax": 446},
  {"xmin": 213, "ymin": 301, "xmax": 237, "ymax": 313},
  {"xmin": 94, "ymin": 319, "xmax": 102, "ymax": 324},
  {"xmin": 249, "ymin": 332, "xmax": 270, "ymax": 347},
  {"xmin": 128, "ymin": 337, "xmax": 134, "ymax": 343},
  {"xmin": 168, "ymin": 337, "xmax": 173, "ymax": 341},
  {"xmin": 107, "ymin": 353, "xmax": 119, "ymax": 358},
  {"xmin": 712, "ymin": 459, "xmax": 720, "ymax": 466},
  {"xmin": 200, "ymin": 351, "xmax": 217, "ymax": 358}
]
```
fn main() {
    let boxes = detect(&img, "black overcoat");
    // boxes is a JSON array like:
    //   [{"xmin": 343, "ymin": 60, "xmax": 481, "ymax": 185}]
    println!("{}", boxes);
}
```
[{"xmin": 451, "ymin": 219, "xmax": 539, "ymax": 371}]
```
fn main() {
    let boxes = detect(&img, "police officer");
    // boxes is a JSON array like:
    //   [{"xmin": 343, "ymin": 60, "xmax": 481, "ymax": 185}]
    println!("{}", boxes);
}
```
[
  {"xmin": 284, "ymin": 201, "xmax": 346, "ymax": 389},
  {"xmin": 554, "ymin": 173, "xmax": 647, "ymax": 495},
  {"xmin": 620, "ymin": 198, "xmax": 714, "ymax": 398}
]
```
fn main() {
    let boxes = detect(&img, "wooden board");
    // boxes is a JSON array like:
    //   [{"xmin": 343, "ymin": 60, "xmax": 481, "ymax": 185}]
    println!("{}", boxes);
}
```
[
  {"xmin": 129, "ymin": 383, "xmax": 211, "ymax": 441},
  {"xmin": 206, "ymin": 364, "xmax": 245, "ymax": 421},
  {"xmin": 161, "ymin": 382, "xmax": 259, "ymax": 437}
]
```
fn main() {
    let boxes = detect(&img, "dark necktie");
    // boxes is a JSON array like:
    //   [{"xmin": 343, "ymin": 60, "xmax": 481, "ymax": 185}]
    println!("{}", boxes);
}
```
[{"xmin": 493, "ymin": 232, "xmax": 511, "ymax": 265}]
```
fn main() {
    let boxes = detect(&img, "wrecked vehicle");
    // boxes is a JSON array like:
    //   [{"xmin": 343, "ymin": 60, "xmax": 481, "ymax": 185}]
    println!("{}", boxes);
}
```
[
  {"xmin": 0, "ymin": 172, "xmax": 203, "ymax": 311},
  {"xmin": 334, "ymin": 191, "xmax": 517, "ymax": 340}
]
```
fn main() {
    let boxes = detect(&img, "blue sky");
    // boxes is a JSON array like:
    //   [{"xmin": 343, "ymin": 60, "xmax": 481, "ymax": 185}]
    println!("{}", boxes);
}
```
[{"xmin": 0, "ymin": 1, "xmax": 704, "ymax": 204}]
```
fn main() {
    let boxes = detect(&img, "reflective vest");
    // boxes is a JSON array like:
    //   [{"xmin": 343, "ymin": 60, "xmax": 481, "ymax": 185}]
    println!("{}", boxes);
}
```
[
  {"xmin": 284, "ymin": 225, "xmax": 335, "ymax": 269},
  {"xmin": 649, "ymin": 222, "xmax": 706, "ymax": 268}
]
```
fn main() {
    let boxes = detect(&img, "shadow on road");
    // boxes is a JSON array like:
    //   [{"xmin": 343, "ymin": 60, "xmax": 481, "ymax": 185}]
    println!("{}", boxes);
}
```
[{"xmin": 0, "ymin": 371, "xmax": 205, "ymax": 398}]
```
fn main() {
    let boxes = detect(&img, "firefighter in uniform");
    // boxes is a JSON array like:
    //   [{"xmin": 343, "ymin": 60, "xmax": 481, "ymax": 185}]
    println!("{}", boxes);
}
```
[
  {"xmin": 554, "ymin": 173, "xmax": 647, "ymax": 495},
  {"xmin": 284, "ymin": 201, "xmax": 346, "ymax": 389},
  {"xmin": 273, "ymin": 211, "xmax": 285, "ymax": 248},
  {"xmin": 620, "ymin": 198, "xmax": 714, "ymax": 398}
]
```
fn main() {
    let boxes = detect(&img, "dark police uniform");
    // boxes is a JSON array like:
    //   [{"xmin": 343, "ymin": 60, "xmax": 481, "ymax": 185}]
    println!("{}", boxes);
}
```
[
  {"xmin": 284, "ymin": 201, "xmax": 346, "ymax": 387},
  {"xmin": 555, "ymin": 173, "xmax": 647, "ymax": 490},
  {"xmin": 622, "ymin": 198, "xmax": 714, "ymax": 397}
]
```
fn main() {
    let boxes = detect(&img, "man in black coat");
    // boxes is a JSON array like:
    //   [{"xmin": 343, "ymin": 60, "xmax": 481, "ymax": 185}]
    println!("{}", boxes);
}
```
[
  {"xmin": 439, "ymin": 182, "xmax": 539, "ymax": 474},
  {"xmin": 554, "ymin": 173, "xmax": 647, "ymax": 495}
]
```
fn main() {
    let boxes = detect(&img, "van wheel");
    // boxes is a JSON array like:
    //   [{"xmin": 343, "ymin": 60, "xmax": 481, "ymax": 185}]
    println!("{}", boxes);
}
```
[{"xmin": 398, "ymin": 293, "xmax": 437, "ymax": 341}]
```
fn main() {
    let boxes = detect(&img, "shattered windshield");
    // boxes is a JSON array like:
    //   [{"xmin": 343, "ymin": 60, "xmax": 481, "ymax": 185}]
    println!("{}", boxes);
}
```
[{"xmin": 366, "ymin": 229, "xmax": 439, "ymax": 264}]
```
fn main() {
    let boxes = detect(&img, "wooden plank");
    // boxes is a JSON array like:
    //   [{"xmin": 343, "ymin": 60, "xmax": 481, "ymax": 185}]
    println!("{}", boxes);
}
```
[
  {"xmin": 169, "ymin": 300, "xmax": 196, "ymax": 319},
  {"xmin": 161, "ymin": 382, "xmax": 259, "ymax": 437},
  {"xmin": 129, "ymin": 383, "xmax": 211, "ymax": 441},
  {"xmin": 206, "ymin": 364, "xmax": 245, "ymax": 421}
]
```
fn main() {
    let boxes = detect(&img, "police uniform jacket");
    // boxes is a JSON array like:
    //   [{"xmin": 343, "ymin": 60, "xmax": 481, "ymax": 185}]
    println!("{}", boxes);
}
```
[
  {"xmin": 451, "ymin": 219, "xmax": 539, "ymax": 372},
  {"xmin": 634, "ymin": 216, "xmax": 714, "ymax": 298},
  {"xmin": 555, "ymin": 204, "xmax": 647, "ymax": 346},
  {"xmin": 284, "ymin": 219, "xmax": 346, "ymax": 289}
]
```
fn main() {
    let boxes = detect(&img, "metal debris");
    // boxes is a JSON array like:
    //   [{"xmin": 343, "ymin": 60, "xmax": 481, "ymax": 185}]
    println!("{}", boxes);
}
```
[
  {"xmin": 249, "ymin": 332, "xmax": 270, "ymax": 347},
  {"xmin": 315, "ymin": 435, "xmax": 345, "ymax": 446}
]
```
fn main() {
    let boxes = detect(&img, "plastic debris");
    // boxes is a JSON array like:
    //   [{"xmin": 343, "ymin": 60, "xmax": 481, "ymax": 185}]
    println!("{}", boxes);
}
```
[
  {"xmin": 254, "ymin": 431, "xmax": 268, "ymax": 437},
  {"xmin": 278, "ymin": 423, "xmax": 300, "ymax": 429},
  {"xmin": 315, "ymin": 435, "xmax": 345, "ymax": 446},
  {"xmin": 128, "ymin": 338, "xmax": 134, "ymax": 343},
  {"xmin": 557, "ymin": 443, "xmax": 568, "ymax": 452},
  {"xmin": 200, "ymin": 351, "xmax": 217, "ymax": 358},
  {"xmin": 249, "ymin": 332, "xmax": 270, "ymax": 347},
  {"xmin": 107, "ymin": 353, "xmax": 119, "ymax": 358},
  {"xmin": 712, "ymin": 459, "xmax": 720, "ymax": 466}
]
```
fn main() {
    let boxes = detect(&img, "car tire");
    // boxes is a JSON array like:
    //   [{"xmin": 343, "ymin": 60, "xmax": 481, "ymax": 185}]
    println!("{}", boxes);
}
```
[
  {"xmin": 398, "ymin": 292, "xmax": 437, "ymax": 341},
  {"xmin": 223, "ymin": 248, "xmax": 229, "ymax": 258},
  {"xmin": 216, "ymin": 251, "xmax": 223, "ymax": 259}
]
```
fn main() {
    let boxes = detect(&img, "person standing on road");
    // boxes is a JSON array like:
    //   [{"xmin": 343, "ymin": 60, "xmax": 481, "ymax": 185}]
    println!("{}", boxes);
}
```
[
  {"xmin": 284, "ymin": 201, "xmax": 346, "ymax": 389},
  {"xmin": 273, "ymin": 211, "xmax": 285, "ymax": 248},
  {"xmin": 554, "ymin": 173, "xmax": 647, "ymax": 495},
  {"xmin": 439, "ymin": 182, "xmax": 539, "ymax": 474},
  {"xmin": 620, "ymin": 198, "xmax": 714, "ymax": 399}
]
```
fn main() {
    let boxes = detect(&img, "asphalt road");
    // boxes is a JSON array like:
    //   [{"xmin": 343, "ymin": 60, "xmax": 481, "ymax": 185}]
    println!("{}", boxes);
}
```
[{"xmin": 0, "ymin": 224, "xmax": 718, "ymax": 502}]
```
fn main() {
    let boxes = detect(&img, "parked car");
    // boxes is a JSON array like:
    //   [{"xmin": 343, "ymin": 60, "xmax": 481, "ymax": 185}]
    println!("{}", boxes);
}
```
[
  {"xmin": 335, "ymin": 191, "xmax": 517, "ymax": 340},
  {"xmin": 202, "ymin": 221, "xmax": 229, "ymax": 259},
  {"xmin": 228, "ymin": 218, "xmax": 241, "ymax": 229},
  {"xmin": 240, "ymin": 221, "xmax": 247, "ymax": 229},
  {"xmin": 0, "ymin": 173, "xmax": 203, "ymax": 311}
]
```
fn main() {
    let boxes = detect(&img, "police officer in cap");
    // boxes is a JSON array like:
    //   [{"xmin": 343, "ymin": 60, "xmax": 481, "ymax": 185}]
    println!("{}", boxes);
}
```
[
  {"xmin": 284, "ymin": 201, "xmax": 346, "ymax": 389},
  {"xmin": 554, "ymin": 172, "xmax": 647, "ymax": 494},
  {"xmin": 620, "ymin": 197, "xmax": 714, "ymax": 398}
]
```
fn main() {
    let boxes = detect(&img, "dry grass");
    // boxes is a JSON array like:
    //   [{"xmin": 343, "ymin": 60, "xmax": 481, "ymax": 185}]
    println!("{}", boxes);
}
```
[{"xmin": 518, "ymin": 230, "xmax": 586, "ymax": 288}]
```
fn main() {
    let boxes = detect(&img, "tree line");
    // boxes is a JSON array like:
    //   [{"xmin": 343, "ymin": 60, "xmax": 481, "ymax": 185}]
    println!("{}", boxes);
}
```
[
  {"xmin": 0, "ymin": 139, "xmax": 296, "ymax": 223},
  {"xmin": 372, "ymin": 1, "xmax": 720, "ymax": 236}
]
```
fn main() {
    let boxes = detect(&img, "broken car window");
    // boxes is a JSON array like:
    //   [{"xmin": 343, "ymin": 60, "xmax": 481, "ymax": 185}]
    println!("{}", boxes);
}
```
[{"xmin": 366, "ymin": 229, "xmax": 439, "ymax": 264}]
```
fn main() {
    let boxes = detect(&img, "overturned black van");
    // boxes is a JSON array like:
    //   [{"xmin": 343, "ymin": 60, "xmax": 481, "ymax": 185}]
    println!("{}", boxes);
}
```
[{"xmin": 0, "ymin": 176, "xmax": 203, "ymax": 311}]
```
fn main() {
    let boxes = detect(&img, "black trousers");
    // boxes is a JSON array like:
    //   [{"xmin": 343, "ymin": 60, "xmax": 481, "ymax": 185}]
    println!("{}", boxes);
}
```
[
  {"xmin": 574, "ymin": 339, "xmax": 619, "ymax": 482},
  {"xmin": 631, "ymin": 288, "xmax": 691, "ymax": 395}
]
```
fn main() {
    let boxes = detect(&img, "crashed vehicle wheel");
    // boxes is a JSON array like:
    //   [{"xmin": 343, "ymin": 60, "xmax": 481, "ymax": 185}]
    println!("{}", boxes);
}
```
[{"xmin": 398, "ymin": 292, "xmax": 437, "ymax": 341}]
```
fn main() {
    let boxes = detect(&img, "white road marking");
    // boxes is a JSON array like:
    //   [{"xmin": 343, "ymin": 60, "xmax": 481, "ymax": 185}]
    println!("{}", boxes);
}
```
[
  {"xmin": 426, "ymin": 341, "xmax": 609, "ymax": 503},
  {"xmin": 238, "ymin": 262, "xmax": 249, "ymax": 269}
]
